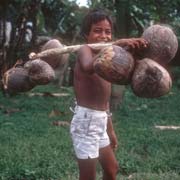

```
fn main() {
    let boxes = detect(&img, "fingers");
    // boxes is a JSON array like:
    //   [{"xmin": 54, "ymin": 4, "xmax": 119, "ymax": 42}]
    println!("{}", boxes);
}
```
[
  {"xmin": 110, "ymin": 137, "xmax": 118, "ymax": 151},
  {"xmin": 111, "ymin": 142, "xmax": 118, "ymax": 151},
  {"xmin": 127, "ymin": 38, "xmax": 148, "ymax": 50},
  {"xmin": 124, "ymin": 38, "xmax": 148, "ymax": 58},
  {"xmin": 29, "ymin": 52, "xmax": 37, "ymax": 60},
  {"xmin": 135, "ymin": 38, "xmax": 148, "ymax": 48},
  {"xmin": 113, "ymin": 38, "xmax": 148, "ymax": 53}
]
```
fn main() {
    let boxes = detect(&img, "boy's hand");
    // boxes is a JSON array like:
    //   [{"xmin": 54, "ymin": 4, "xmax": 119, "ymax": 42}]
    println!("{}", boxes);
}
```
[
  {"xmin": 113, "ymin": 38, "xmax": 148, "ymax": 58},
  {"xmin": 108, "ymin": 129, "xmax": 118, "ymax": 151}
]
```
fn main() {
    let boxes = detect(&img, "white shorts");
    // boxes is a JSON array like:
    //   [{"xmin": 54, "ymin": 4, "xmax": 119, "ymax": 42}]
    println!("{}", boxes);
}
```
[{"xmin": 70, "ymin": 105, "xmax": 110, "ymax": 159}]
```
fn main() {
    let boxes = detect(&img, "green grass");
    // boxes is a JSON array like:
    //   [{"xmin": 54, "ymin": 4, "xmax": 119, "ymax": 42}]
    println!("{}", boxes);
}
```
[{"xmin": 0, "ymin": 68, "xmax": 180, "ymax": 179}]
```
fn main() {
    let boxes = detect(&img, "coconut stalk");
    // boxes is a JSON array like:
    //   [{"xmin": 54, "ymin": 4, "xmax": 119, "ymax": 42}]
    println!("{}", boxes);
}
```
[{"xmin": 29, "ymin": 42, "xmax": 114, "ymax": 60}]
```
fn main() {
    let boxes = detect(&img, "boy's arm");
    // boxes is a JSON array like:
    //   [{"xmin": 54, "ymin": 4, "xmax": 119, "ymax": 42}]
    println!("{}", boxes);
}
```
[
  {"xmin": 113, "ymin": 38, "xmax": 148, "ymax": 58},
  {"xmin": 77, "ymin": 45, "xmax": 95, "ymax": 74}
]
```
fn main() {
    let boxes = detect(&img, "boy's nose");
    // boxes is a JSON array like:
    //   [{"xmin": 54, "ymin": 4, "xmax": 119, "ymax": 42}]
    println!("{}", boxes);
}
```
[{"xmin": 101, "ymin": 31, "xmax": 106, "ymax": 37}]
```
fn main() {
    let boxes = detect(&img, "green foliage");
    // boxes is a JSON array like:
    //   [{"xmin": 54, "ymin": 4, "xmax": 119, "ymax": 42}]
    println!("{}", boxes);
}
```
[
  {"xmin": 2, "ymin": 0, "xmax": 180, "ymax": 64},
  {"xmin": 5, "ymin": 0, "xmax": 180, "ymax": 42},
  {"xmin": 88, "ymin": 0, "xmax": 180, "ymax": 37},
  {"xmin": 39, "ymin": 0, "xmax": 86, "ymax": 43}
]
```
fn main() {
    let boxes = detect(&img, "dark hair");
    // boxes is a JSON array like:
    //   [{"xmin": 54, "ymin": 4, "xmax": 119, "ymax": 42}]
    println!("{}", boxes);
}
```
[{"xmin": 80, "ymin": 9, "xmax": 113, "ymax": 39}]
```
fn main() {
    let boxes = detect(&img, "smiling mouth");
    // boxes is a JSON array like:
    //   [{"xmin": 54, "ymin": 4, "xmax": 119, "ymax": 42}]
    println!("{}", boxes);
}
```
[{"xmin": 97, "ymin": 40, "xmax": 109, "ymax": 43}]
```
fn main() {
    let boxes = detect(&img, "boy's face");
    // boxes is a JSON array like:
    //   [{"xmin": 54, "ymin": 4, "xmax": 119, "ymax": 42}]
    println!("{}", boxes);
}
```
[{"xmin": 86, "ymin": 19, "xmax": 112, "ymax": 43}]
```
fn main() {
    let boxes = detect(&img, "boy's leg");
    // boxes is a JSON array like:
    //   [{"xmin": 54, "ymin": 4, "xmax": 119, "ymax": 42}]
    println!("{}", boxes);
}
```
[
  {"xmin": 98, "ymin": 145, "xmax": 119, "ymax": 180},
  {"xmin": 77, "ymin": 158, "xmax": 97, "ymax": 180}
]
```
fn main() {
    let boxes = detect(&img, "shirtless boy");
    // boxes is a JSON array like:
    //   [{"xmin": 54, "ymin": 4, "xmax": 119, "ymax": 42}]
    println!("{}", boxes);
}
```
[{"xmin": 70, "ymin": 9, "xmax": 147, "ymax": 180}]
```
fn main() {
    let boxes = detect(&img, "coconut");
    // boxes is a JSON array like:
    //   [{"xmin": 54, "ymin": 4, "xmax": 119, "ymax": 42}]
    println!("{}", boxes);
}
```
[
  {"xmin": 2, "ymin": 67, "xmax": 36, "ymax": 94},
  {"xmin": 24, "ymin": 59, "xmax": 55, "ymax": 85},
  {"xmin": 141, "ymin": 24, "xmax": 178, "ymax": 64},
  {"xmin": 41, "ymin": 39, "xmax": 69, "ymax": 69},
  {"xmin": 131, "ymin": 58, "xmax": 172, "ymax": 98},
  {"xmin": 93, "ymin": 45, "xmax": 135, "ymax": 85}
]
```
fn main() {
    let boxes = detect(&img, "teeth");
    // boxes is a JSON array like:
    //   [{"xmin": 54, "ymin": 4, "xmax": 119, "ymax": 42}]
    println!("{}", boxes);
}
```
[{"xmin": 97, "ymin": 40, "xmax": 107, "ymax": 43}]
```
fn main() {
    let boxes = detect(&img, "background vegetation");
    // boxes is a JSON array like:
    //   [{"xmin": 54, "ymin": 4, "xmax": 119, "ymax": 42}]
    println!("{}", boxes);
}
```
[
  {"xmin": 0, "ymin": 0, "xmax": 180, "ymax": 179},
  {"xmin": 1, "ymin": 0, "xmax": 180, "ymax": 70}
]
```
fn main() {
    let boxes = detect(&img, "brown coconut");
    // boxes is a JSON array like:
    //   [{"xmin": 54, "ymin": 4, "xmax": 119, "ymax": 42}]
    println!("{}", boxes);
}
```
[
  {"xmin": 141, "ymin": 24, "xmax": 178, "ymax": 64},
  {"xmin": 41, "ymin": 39, "xmax": 69, "ymax": 69},
  {"xmin": 93, "ymin": 45, "xmax": 135, "ymax": 85},
  {"xmin": 131, "ymin": 58, "xmax": 172, "ymax": 98},
  {"xmin": 24, "ymin": 59, "xmax": 55, "ymax": 85},
  {"xmin": 2, "ymin": 67, "xmax": 36, "ymax": 94}
]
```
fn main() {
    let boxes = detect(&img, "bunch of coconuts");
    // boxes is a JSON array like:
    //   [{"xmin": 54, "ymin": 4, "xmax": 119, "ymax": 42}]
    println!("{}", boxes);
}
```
[
  {"xmin": 2, "ymin": 38, "xmax": 72, "ymax": 95},
  {"xmin": 2, "ymin": 59, "xmax": 55, "ymax": 95},
  {"xmin": 1, "ymin": 40, "xmax": 64, "ymax": 95},
  {"xmin": 2, "ymin": 24, "xmax": 178, "ymax": 98},
  {"xmin": 94, "ymin": 24, "xmax": 178, "ymax": 98}
]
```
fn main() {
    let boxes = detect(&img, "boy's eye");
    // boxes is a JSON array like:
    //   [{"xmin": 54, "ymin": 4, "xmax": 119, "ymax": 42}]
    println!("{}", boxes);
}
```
[
  {"xmin": 105, "ymin": 30, "xmax": 111, "ymax": 35},
  {"xmin": 93, "ymin": 29, "xmax": 111, "ymax": 35},
  {"xmin": 93, "ymin": 29, "xmax": 102, "ymax": 33}
]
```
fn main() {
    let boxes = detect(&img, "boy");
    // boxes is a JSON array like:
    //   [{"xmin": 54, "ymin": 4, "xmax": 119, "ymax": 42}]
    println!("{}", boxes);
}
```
[{"xmin": 70, "ymin": 9, "xmax": 147, "ymax": 180}]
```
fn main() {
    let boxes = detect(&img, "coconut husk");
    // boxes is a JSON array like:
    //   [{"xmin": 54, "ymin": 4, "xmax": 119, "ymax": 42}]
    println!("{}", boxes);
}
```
[
  {"xmin": 2, "ymin": 67, "xmax": 36, "ymax": 94},
  {"xmin": 24, "ymin": 59, "xmax": 55, "ymax": 85},
  {"xmin": 94, "ymin": 45, "xmax": 135, "ymax": 85},
  {"xmin": 141, "ymin": 24, "xmax": 178, "ymax": 64},
  {"xmin": 131, "ymin": 58, "xmax": 172, "ymax": 98}
]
